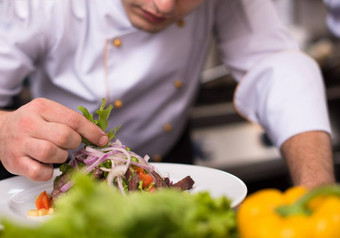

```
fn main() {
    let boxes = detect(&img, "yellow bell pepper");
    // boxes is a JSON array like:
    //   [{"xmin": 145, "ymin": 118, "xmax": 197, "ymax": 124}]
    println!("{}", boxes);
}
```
[{"xmin": 237, "ymin": 185, "xmax": 340, "ymax": 238}]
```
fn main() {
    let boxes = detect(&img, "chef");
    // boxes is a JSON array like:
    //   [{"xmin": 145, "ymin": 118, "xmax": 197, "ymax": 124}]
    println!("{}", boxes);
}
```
[{"xmin": 0, "ymin": 0, "xmax": 335, "ymax": 187}]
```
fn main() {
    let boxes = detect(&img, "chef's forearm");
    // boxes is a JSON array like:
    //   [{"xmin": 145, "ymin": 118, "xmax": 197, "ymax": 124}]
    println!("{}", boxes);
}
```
[{"xmin": 280, "ymin": 131, "xmax": 335, "ymax": 188}]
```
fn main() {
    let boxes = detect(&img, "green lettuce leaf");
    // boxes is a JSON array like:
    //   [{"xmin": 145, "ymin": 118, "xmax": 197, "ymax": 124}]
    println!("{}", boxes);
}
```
[{"xmin": 1, "ymin": 173, "xmax": 238, "ymax": 238}]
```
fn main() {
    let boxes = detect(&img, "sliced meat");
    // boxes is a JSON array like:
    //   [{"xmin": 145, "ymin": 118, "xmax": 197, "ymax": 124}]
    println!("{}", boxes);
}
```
[
  {"xmin": 91, "ymin": 167, "xmax": 105, "ymax": 180},
  {"xmin": 128, "ymin": 174, "xmax": 140, "ymax": 191},
  {"xmin": 171, "ymin": 176, "xmax": 195, "ymax": 191},
  {"xmin": 51, "ymin": 173, "xmax": 71, "ymax": 201},
  {"xmin": 151, "ymin": 171, "xmax": 170, "ymax": 188},
  {"xmin": 125, "ymin": 168, "xmax": 140, "ymax": 191}
]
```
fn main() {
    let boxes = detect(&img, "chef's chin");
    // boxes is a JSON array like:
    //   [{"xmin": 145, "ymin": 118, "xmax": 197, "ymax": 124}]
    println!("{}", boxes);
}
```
[{"xmin": 129, "ymin": 15, "xmax": 173, "ymax": 33}]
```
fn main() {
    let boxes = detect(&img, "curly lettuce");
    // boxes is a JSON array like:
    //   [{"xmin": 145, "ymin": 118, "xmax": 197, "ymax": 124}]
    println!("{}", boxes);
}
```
[{"xmin": 1, "ymin": 173, "xmax": 238, "ymax": 238}]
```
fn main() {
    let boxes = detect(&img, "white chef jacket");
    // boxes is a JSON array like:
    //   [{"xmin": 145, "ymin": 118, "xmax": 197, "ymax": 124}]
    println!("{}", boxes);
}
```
[{"xmin": 0, "ymin": 0, "xmax": 331, "ymax": 159}]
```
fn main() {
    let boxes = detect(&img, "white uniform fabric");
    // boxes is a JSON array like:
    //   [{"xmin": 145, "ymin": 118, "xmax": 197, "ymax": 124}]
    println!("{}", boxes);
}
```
[{"xmin": 0, "ymin": 0, "xmax": 331, "ymax": 158}]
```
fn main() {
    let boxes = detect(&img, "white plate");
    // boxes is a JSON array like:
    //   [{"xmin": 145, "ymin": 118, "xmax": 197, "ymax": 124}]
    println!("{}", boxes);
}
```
[{"xmin": 0, "ymin": 163, "xmax": 247, "ymax": 226}]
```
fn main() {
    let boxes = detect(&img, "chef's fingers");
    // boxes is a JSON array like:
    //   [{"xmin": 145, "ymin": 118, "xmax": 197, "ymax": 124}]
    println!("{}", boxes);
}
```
[
  {"xmin": 34, "ymin": 121, "xmax": 82, "ymax": 149},
  {"xmin": 31, "ymin": 98, "xmax": 108, "ymax": 147},
  {"xmin": 24, "ymin": 137, "xmax": 69, "ymax": 164},
  {"xmin": 7, "ymin": 156, "xmax": 54, "ymax": 181}
]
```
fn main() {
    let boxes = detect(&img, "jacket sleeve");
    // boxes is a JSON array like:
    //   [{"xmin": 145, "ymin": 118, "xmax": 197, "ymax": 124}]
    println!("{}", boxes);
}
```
[
  {"xmin": 213, "ymin": 0, "xmax": 331, "ymax": 148},
  {"xmin": 0, "ymin": 0, "xmax": 49, "ymax": 107}
]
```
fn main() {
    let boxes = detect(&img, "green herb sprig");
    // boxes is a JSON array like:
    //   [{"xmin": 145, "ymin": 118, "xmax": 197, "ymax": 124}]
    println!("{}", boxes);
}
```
[{"xmin": 78, "ymin": 98, "xmax": 121, "ymax": 148}]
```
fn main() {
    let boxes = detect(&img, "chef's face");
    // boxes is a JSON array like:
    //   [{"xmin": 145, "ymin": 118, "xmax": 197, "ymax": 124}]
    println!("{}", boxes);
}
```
[{"xmin": 121, "ymin": 0, "xmax": 205, "ymax": 33}]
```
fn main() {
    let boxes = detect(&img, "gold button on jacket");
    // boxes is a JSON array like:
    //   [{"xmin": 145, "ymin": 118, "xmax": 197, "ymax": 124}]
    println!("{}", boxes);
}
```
[{"xmin": 113, "ymin": 38, "xmax": 122, "ymax": 47}]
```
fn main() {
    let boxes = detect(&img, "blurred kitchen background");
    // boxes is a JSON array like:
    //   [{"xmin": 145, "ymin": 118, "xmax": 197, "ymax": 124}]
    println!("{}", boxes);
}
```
[
  {"xmin": 191, "ymin": 0, "xmax": 340, "ymax": 194},
  {"xmin": 12, "ymin": 0, "xmax": 340, "ymax": 194}
]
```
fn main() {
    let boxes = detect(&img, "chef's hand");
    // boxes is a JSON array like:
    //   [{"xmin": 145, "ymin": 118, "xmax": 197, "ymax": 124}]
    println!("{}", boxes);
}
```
[{"xmin": 0, "ymin": 98, "xmax": 108, "ymax": 181}]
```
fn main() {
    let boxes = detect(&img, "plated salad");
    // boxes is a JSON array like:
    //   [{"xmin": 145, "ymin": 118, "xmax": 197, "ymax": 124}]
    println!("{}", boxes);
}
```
[
  {"xmin": 29, "ymin": 99, "xmax": 194, "ymax": 216},
  {"xmin": 3, "ymin": 173, "xmax": 237, "ymax": 238}
]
